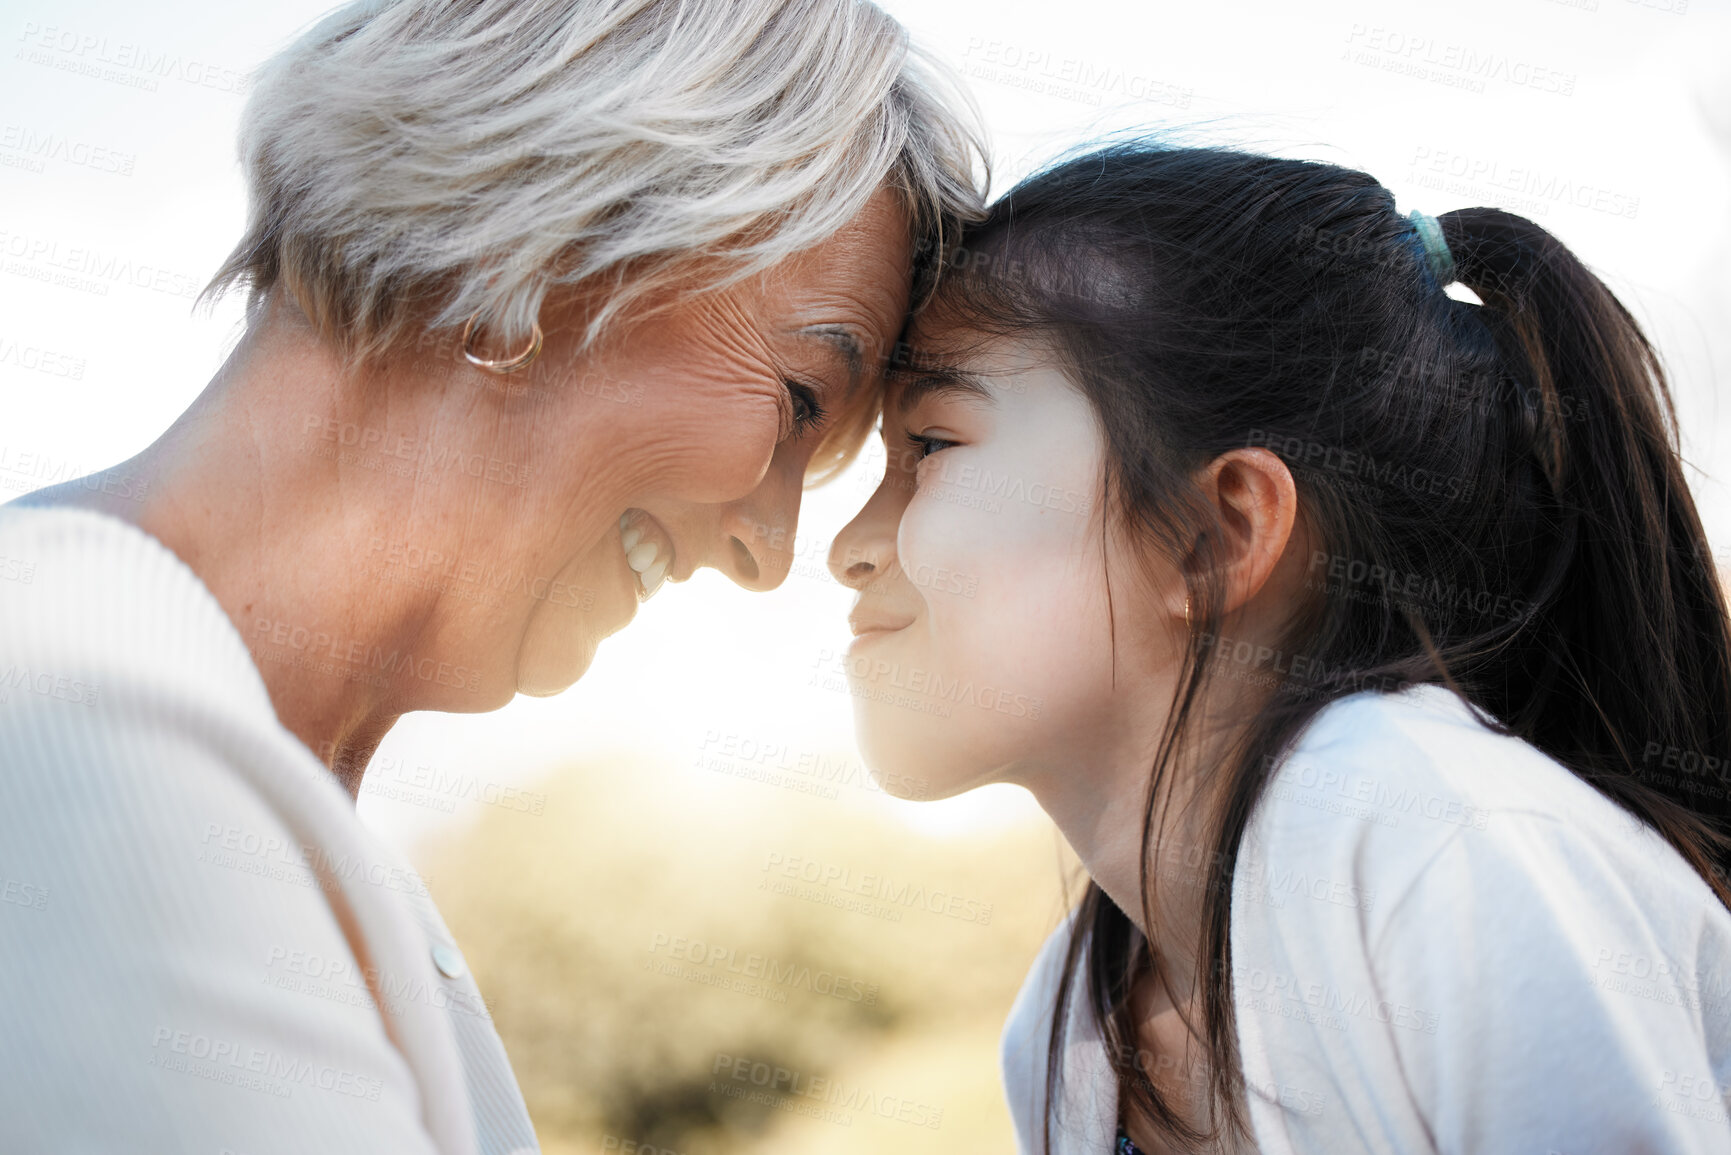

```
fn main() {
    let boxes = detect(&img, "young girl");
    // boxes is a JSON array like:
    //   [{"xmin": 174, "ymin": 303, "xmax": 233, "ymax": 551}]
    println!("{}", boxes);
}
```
[{"xmin": 828, "ymin": 145, "xmax": 1731, "ymax": 1154}]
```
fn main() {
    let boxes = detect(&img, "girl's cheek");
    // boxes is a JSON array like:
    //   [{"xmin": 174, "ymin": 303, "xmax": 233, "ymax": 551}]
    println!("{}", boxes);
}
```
[
  {"xmin": 901, "ymin": 503, "xmax": 1019, "ymax": 619},
  {"xmin": 897, "ymin": 478, "xmax": 972, "ymax": 570}
]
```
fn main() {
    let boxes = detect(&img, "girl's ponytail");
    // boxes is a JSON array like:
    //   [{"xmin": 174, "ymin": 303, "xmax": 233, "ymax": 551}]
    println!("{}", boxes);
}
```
[{"xmin": 1442, "ymin": 206, "xmax": 1731, "ymax": 898}]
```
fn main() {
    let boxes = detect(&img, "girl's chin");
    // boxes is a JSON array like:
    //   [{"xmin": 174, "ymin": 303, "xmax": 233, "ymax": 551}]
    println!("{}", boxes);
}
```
[{"xmin": 854, "ymin": 722, "xmax": 989, "ymax": 803}]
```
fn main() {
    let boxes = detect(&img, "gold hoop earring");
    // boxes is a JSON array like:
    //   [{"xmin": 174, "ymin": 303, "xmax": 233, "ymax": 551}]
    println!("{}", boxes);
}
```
[
  {"xmin": 461, "ymin": 312, "xmax": 543, "ymax": 374},
  {"xmin": 1183, "ymin": 595, "xmax": 1193, "ymax": 630}
]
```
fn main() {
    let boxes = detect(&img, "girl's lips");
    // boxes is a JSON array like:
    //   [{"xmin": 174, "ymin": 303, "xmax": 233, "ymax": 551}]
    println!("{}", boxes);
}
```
[
  {"xmin": 847, "ymin": 613, "xmax": 914, "ymax": 637},
  {"xmin": 845, "ymin": 628, "xmax": 899, "ymax": 657},
  {"xmin": 846, "ymin": 611, "xmax": 914, "ymax": 657}
]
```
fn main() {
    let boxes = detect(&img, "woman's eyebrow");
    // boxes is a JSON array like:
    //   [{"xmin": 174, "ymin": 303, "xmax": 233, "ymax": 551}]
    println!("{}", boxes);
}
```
[
  {"xmin": 793, "ymin": 324, "xmax": 866, "ymax": 380},
  {"xmin": 894, "ymin": 366, "xmax": 996, "ymax": 414}
]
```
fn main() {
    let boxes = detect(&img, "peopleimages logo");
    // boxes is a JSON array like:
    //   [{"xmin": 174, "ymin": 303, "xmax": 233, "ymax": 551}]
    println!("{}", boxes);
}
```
[
  {"xmin": 302, "ymin": 415, "xmax": 533, "ymax": 488},
  {"xmin": 0, "ymin": 334, "xmax": 87, "ymax": 378},
  {"xmin": 893, "ymin": 459, "xmax": 1092, "ymax": 517},
  {"xmin": 0, "ymin": 442, "xmax": 149, "ymax": 500},
  {"xmin": 1305, "ymin": 551, "xmax": 1531, "ymax": 625},
  {"xmin": 696, "ymin": 731, "xmax": 929, "ymax": 800},
  {"xmin": 1246, "ymin": 429, "xmax": 1471, "ymax": 503},
  {"xmin": 647, "ymin": 932, "xmax": 879, "ymax": 1006},
  {"xmin": 0, "ymin": 228, "xmax": 203, "ymax": 298},
  {"xmin": 16, "ymin": 22, "xmax": 252, "ymax": 95},
  {"xmin": 1228, "ymin": 963, "xmax": 1442, "ymax": 1035},
  {"xmin": 760, "ymin": 852, "xmax": 994, "ymax": 925},
  {"xmin": 812, "ymin": 649, "xmax": 1044, "ymax": 719},
  {"xmin": 1409, "ymin": 146, "xmax": 1639, "ymax": 221},
  {"xmin": 148, "ymin": 1027, "xmax": 382, "ymax": 1101},
  {"xmin": 0, "ymin": 123, "xmax": 135, "ymax": 176},
  {"xmin": 365, "ymin": 537, "xmax": 593, "ymax": 610},
  {"xmin": 1342, "ymin": 24, "xmax": 1577, "ymax": 96},
  {"xmin": 711, "ymin": 1053, "xmax": 944, "ymax": 1130},
  {"xmin": 251, "ymin": 615, "xmax": 483, "ymax": 693},
  {"xmin": 0, "ymin": 865, "xmax": 49, "ymax": 912},
  {"xmin": 262, "ymin": 945, "xmax": 494, "ymax": 1020},
  {"xmin": 198, "ymin": 822, "xmax": 433, "ymax": 898},
  {"xmin": 0, "ymin": 663, "xmax": 99, "ymax": 708},
  {"xmin": 1267, "ymin": 756, "xmax": 1491, "ymax": 832},
  {"xmin": 958, "ymin": 37, "xmax": 1193, "ymax": 112}
]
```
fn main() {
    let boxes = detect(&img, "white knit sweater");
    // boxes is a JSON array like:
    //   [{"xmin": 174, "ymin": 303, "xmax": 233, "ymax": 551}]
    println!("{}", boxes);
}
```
[
  {"xmin": 1002, "ymin": 684, "xmax": 1731, "ymax": 1154},
  {"xmin": 0, "ymin": 505, "xmax": 539, "ymax": 1154}
]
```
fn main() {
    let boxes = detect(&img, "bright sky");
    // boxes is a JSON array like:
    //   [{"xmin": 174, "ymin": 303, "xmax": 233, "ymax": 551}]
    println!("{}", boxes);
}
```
[{"xmin": 2, "ymin": 0, "xmax": 1727, "ymax": 851}]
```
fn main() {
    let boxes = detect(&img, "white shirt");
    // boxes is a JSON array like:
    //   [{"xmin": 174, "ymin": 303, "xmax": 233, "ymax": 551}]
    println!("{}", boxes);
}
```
[
  {"xmin": 0, "ymin": 505, "xmax": 539, "ymax": 1154},
  {"xmin": 1001, "ymin": 683, "xmax": 1731, "ymax": 1154}
]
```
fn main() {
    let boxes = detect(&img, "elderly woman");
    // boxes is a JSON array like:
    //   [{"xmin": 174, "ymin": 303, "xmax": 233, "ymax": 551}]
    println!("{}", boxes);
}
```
[{"xmin": 0, "ymin": 1, "xmax": 982, "ymax": 1151}]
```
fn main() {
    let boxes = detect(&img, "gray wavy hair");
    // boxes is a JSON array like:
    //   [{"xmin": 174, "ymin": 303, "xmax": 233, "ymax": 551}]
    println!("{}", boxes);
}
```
[{"xmin": 204, "ymin": 0, "xmax": 988, "ymax": 363}]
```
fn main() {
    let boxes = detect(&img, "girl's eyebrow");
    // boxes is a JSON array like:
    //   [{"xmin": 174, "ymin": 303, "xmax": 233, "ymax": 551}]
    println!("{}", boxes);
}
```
[{"xmin": 894, "ymin": 367, "xmax": 996, "ymax": 415}]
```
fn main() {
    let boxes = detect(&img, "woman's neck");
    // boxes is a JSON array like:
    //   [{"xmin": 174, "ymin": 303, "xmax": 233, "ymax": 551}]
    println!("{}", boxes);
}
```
[{"xmin": 20, "ymin": 318, "xmax": 436, "ymax": 795}]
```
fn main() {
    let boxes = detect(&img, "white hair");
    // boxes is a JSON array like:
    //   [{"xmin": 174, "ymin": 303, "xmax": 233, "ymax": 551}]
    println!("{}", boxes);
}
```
[{"xmin": 204, "ymin": 0, "xmax": 988, "ymax": 362}]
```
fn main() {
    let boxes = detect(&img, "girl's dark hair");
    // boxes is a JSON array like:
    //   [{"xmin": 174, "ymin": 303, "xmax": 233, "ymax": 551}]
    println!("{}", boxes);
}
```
[{"xmin": 934, "ymin": 144, "xmax": 1731, "ymax": 1151}]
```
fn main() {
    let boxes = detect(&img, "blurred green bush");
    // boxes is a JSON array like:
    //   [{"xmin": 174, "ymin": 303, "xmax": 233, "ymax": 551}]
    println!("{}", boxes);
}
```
[{"xmin": 423, "ymin": 751, "xmax": 1078, "ymax": 1155}]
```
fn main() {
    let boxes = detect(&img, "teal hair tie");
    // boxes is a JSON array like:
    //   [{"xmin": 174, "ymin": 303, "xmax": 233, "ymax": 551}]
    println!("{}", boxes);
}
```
[{"xmin": 1408, "ymin": 210, "xmax": 1456, "ymax": 286}]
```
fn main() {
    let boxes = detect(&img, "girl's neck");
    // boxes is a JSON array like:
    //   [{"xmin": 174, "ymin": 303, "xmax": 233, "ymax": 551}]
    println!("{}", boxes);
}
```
[
  {"xmin": 1019, "ymin": 691, "xmax": 1262, "ymax": 1149},
  {"xmin": 1020, "ymin": 721, "xmax": 1222, "ymax": 993}
]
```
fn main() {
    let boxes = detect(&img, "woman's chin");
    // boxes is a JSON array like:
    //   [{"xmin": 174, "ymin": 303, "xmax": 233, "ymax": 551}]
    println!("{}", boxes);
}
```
[
  {"xmin": 514, "ymin": 632, "xmax": 600, "ymax": 697},
  {"xmin": 513, "ymin": 578, "xmax": 631, "ymax": 696}
]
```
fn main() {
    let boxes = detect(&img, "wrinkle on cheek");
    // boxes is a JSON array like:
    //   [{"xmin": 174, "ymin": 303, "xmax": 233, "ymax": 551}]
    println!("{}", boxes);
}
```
[{"xmin": 622, "ymin": 395, "xmax": 784, "ymax": 503}]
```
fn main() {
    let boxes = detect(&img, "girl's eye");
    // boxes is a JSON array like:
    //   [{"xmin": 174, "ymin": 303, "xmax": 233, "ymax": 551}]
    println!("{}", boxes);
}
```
[
  {"xmin": 904, "ymin": 431, "xmax": 958, "ymax": 462},
  {"xmin": 784, "ymin": 380, "xmax": 826, "ymax": 440}
]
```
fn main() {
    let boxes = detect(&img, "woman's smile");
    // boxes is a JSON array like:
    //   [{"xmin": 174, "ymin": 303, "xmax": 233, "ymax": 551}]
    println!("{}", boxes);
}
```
[{"xmin": 618, "ymin": 508, "xmax": 678, "ymax": 601}]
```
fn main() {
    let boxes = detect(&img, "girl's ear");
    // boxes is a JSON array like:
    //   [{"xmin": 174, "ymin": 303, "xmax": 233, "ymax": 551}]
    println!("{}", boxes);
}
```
[{"xmin": 1179, "ymin": 448, "xmax": 1298, "ymax": 620}]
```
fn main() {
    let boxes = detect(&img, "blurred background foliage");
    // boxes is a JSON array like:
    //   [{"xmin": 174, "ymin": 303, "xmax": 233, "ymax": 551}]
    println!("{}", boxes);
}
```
[{"xmin": 425, "ymin": 752, "xmax": 1079, "ymax": 1154}]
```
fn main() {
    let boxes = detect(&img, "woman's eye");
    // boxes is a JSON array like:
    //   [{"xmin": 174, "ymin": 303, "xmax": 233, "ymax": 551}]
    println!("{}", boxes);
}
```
[
  {"xmin": 784, "ymin": 380, "xmax": 826, "ymax": 440},
  {"xmin": 904, "ymin": 431, "xmax": 958, "ymax": 462}
]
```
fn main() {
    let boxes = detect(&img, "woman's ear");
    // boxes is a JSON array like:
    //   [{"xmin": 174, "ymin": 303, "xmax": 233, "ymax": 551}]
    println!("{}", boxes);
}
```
[{"xmin": 1191, "ymin": 448, "xmax": 1298, "ymax": 618}]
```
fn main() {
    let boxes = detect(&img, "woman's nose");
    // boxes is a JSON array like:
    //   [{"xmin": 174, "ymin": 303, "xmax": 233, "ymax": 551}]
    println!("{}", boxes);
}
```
[{"xmin": 704, "ymin": 451, "xmax": 804, "ymax": 592}]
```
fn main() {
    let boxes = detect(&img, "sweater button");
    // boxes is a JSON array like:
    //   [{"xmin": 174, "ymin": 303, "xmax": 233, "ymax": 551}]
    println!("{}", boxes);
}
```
[{"xmin": 431, "ymin": 943, "xmax": 466, "ymax": 979}]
